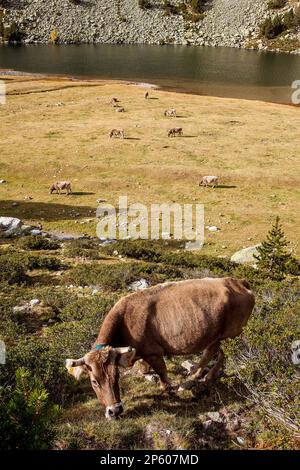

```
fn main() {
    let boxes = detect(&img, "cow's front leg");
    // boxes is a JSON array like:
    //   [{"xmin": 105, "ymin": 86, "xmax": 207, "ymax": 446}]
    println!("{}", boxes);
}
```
[{"xmin": 143, "ymin": 355, "xmax": 171, "ymax": 392}]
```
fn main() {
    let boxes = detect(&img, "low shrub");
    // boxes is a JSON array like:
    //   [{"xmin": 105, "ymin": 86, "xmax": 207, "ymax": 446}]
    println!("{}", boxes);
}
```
[
  {"xmin": 64, "ymin": 239, "xmax": 108, "ymax": 260},
  {"xmin": 26, "ymin": 255, "xmax": 62, "ymax": 271},
  {"xmin": 0, "ymin": 368, "xmax": 61, "ymax": 450},
  {"xmin": 267, "ymin": 0, "xmax": 287, "ymax": 9},
  {"xmin": 18, "ymin": 236, "xmax": 60, "ymax": 251},
  {"xmin": 223, "ymin": 282, "xmax": 300, "ymax": 435},
  {"xmin": 260, "ymin": 15, "xmax": 286, "ymax": 39},
  {"xmin": 0, "ymin": 253, "xmax": 28, "ymax": 285},
  {"xmin": 138, "ymin": 0, "xmax": 151, "ymax": 9},
  {"xmin": 66, "ymin": 261, "xmax": 183, "ymax": 290}
]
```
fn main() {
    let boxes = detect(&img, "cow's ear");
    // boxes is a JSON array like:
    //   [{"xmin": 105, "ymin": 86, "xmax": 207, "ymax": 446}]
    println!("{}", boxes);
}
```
[
  {"xmin": 66, "ymin": 358, "xmax": 88, "ymax": 381},
  {"xmin": 66, "ymin": 364, "xmax": 88, "ymax": 381},
  {"xmin": 115, "ymin": 347, "xmax": 136, "ymax": 368}
]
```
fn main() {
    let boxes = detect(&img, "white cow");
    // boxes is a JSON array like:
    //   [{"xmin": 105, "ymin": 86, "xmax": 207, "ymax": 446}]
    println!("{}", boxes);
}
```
[{"xmin": 199, "ymin": 176, "xmax": 219, "ymax": 188}]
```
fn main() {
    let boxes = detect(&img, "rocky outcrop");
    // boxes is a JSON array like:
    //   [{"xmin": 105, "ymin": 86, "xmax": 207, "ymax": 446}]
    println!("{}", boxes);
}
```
[
  {"xmin": 2, "ymin": 0, "xmax": 268, "ymax": 49},
  {"xmin": 0, "ymin": 216, "xmax": 42, "ymax": 237},
  {"xmin": 230, "ymin": 245, "xmax": 261, "ymax": 264}
]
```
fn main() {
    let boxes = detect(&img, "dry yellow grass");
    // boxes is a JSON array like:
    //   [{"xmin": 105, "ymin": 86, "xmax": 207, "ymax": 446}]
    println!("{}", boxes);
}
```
[{"xmin": 0, "ymin": 75, "xmax": 299, "ymax": 256}]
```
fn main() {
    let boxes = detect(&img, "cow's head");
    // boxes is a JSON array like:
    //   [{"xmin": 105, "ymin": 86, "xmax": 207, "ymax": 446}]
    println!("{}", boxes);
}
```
[
  {"xmin": 49, "ymin": 184, "xmax": 55, "ymax": 194},
  {"xmin": 65, "ymin": 346, "xmax": 136, "ymax": 419}
]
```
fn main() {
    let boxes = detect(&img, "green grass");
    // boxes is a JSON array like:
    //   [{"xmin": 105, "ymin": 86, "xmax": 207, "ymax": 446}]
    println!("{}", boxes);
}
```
[{"xmin": 0, "ymin": 238, "xmax": 299, "ymax": 449}]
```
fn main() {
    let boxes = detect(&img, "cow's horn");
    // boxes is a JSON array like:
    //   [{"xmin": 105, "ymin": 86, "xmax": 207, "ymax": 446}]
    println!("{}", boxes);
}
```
[
  {"xmin": 114, "ymin": 346, "xmax": 133, "ymax": 354},
  {"xmin": 66, "ymin": 357, "xmax": 85, "ymax": 368}
]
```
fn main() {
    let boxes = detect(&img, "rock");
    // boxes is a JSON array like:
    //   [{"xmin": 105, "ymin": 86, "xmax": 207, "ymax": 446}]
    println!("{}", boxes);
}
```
[
  {"xmin": 0, "ymin": 217, "xmax": 23, "ymax": 236},
  {"xmin": 128, "ymin": 278, "xmax": 149, "ymax": 291},
  {"xmin": 207, "ymin": 226, "xmax": 220, "ymax": 232},
  {"xmin": 19, "ymin": 224, "xmax": 34, "ymax": 235},
  {"xmin": 13, "ymin": 305, "xmax": 29, "ymax": 314},
  {"xmin": 206, "ymin": 411, "xmax": 224, "ymax": 423},
  {"xmin": 144, "ymin": 373, "xmax": 159, "ymax": 383},
  {"xmin": 29, "ymin": 299, "xmax": 40, "ymax": 308},
  {"xmin": 202, "ymin": 419, "xmax": 213, "ymax": 430},
  {"xmin": 236, "ymin": 436, "xmax": 245, "ymax": 445},
  {"xmin": 226, "ymin": 416, "xmax": 240, "ymax": 432},
  {"xmin": 230, "ymin": 245, "xmax": 261, "ymax": 264},
  {"xmin": 30, "ymin": 229, "xmax": 43, "ymax": 236},
  {"xmin": 181, "ymin": 360, "xmax": 196, "ymax": 374}
]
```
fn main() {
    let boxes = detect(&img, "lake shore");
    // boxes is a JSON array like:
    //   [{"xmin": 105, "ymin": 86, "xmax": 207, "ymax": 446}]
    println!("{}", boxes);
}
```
[
  {"xmin": 0, "ymin": 68, "xmax": 295, "ymax": 106},
  {"xmin": 1, "ymin": 75, "xmax": 299, "ymax": 257}
]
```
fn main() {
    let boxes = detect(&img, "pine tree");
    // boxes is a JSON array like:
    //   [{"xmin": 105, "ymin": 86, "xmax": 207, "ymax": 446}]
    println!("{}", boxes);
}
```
[{"xmin": 254, "ymin": 216, "xmax": 292, "ymax": 280}]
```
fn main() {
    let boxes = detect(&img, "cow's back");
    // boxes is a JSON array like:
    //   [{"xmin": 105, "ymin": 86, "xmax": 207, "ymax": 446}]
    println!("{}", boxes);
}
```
[{"xmin": 120, "ymin": 278, "xmax": 255, "ymax": 356}]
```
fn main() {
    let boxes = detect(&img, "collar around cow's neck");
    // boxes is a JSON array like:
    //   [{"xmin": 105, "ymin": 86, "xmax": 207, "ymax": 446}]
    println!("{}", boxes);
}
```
[{"xmin": 94, "ymin": 343, "xmax": 109, "ymax": 351}]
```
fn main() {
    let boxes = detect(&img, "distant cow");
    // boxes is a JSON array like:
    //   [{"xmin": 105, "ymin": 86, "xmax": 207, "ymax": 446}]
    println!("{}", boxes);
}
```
[
  {"xmin": 145, "ymin": 91, "xmax": 149, "ymax": 99},
  {"xmin": 168, "ymin": 127, "xmax": 183, "ymax": 137},
  {"xmin": 109, "ymin": 129, "xmax": 125, "ymax": 139},
  {"xmin": 115, "ymin": 107, "xmax": 125, "ymax": 113},
  {"xmin": 49, "ymin": 181, "xmax": 72, "ymax": 195},
  {"xmin": 164, "ymin": 109, "xmax": 176, "ymax": 117},
  {"xmin": 66, "ymin": 277, "xmax": 255, "ymax": 419},
  {"xmin": 110, "ymin": 98, "xmax": 119, "ymax": 106},
  {"xmin": 199, "ymin": 176, "xmax": 219, "ymax": 188}
]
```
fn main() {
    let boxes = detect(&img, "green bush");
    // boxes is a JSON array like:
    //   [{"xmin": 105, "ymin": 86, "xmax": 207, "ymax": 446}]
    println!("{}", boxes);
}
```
[
  {"xmin": 260, "ymin": 15, "xmax": 286, "ymax": 38},
  {"xmin": 0, "ymin": 254, "xmax": 28, "ymax": 285},
  {"xmin": 0, "ymin": 368, "xmax": 61, "ymax": 450},
  {"xmin": 268, "ymin": 0, "xmax": 287, "ymax": 9},
  {"xmin": 66, "ymin": 261, "xmax": 183, "ymax": 290},
  {"xmin": 223, "ymin": 282, "xmax": 300, "ymax": 435},
  {"xmin": 26, "ymin": 255, "xmax": 62, "ymax": 271},
  {"xmin": 64, "ymin": 239, "xmax": 108, "ymax": 260},
  {"xmin": 18, "ymin": 235, "xmax": 60, "ymax": 251},
  {"xmin": 190, "ymin": 0, "xmax": 206, "ymax": 14},
  {"xmin": 254, "ymin": 217, "xmax": 296, "ymax": 280},
  {"xmin": 138, "ymin": 0, "xmax": 151, "ymax": 9}
]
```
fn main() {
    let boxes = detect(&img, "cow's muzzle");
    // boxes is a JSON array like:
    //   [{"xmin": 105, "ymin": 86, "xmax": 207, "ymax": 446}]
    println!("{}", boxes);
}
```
[{"xmin": 105, "ymin": 402, "xmax": 124, "ymax": 420}]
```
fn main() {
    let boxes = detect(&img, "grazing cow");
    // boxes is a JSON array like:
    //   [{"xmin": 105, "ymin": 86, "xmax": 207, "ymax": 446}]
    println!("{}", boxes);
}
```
[
  {"xmin": 109, "ymin": 129, "xmax": 125, "ymax": 139},
  {"xmin": 49, "ymin": 181, "xmax": 72, "ymax": 195},
  {"xmin": 115, "ymin": 107, "xmax": 125, "ymax": 113},
  {"xmin": 199, "ymin": 175, "xmax": 219, "ymax": 188},
  {"xmin": 110, "ymin": 98, "xmax": 119, "ymax": 106},
  {"xmin": 66, "ymin": 277, "xmax": 255, "ymax": 419},
  {"xmin": 168, "ymin": 127, "xmax": 183, "ymax": 137},
  {"xmin": 145, "ymin": 91, "xmax": 149, "ymax": 99},
  {"xmin": 164, "ymin": 109, "xmax": 176, "ymax": 117}
]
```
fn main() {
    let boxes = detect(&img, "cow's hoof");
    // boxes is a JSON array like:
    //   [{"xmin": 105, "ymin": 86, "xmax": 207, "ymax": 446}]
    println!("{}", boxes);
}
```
[{"xmin": 177, "ymin": 379, "xmax": 196, "ymax": 392}]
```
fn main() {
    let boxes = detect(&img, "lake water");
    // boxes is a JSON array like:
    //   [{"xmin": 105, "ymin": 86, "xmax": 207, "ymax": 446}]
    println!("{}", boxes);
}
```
[{"xmin": 1, "ymin": 44, "xmax": 300, "ymax": 103}]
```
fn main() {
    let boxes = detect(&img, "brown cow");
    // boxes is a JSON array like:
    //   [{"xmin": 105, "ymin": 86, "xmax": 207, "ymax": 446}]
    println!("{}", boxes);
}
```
[
  {"xmin": 168, "ymin": 127, "xmax": 183, "ymax": 137},
  {"xmin": 66, "ymin": 277, "xmax": 255, "ymax": 419},
  {"xmin": 109, "ymin": 129, "xmax": 125, "ymax": 139},
  {"xmin": 49, "ymin": 181, "xmax": 72, "ymax": 195}
]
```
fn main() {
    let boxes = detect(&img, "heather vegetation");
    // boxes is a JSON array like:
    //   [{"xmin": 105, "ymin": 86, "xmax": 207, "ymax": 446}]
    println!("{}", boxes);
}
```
[{"xmin": 0, "ymin": 222, "xmax": 299, "ymax": 449}]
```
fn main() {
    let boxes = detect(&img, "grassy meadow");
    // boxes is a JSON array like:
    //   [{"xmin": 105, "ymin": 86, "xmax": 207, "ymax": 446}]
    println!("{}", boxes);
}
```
[
  {"xmin": 0, "ymin": 75, "xmax": 299, "ymax": 450},
  {"xmin": 0, "ymin": 75, "xmax": 300, "ymax": 256}
]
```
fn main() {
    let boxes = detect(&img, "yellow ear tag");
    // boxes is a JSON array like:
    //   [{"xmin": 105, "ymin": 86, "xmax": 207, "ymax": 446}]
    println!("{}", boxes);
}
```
[{"xmin": 67, "ymin": 367, "xmax": 75, "ymax": 376}]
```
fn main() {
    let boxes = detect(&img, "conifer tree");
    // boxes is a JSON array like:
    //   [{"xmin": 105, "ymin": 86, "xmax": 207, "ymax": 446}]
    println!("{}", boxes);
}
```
[{"xmin": 254, "ymin": 216, "xmax": 292, "ymax": 280}]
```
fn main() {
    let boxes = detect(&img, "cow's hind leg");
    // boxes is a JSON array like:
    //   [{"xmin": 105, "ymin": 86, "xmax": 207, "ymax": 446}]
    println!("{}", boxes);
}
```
[{"xmin": 143, "ymin": 355, "xmax": 171, "ymax": 392}]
